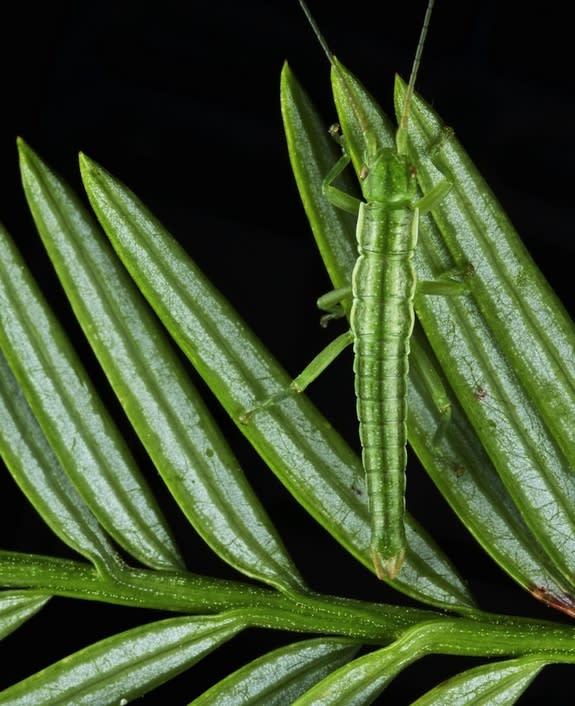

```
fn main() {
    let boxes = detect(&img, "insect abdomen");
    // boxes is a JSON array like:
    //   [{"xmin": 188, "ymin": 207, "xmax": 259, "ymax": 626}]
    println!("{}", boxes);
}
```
[{"xmin": 351, "ymin": 201, "xmax": 417, "ymax": 575}]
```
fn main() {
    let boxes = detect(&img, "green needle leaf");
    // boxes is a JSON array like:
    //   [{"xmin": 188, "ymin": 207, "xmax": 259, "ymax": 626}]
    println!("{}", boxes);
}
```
[
  {"xmin": 190, "ymin": 637, "xmax": 360, "ymax": 705},
  {"xmin": 280, "ymin": 61, "xmax": 358, "ymax": 294},
  {"xmin": 79, "ymin": 151, "xmax": 474, "ymax": 611},
  {"xmin": 0, "ymin": 591, "xmax": 50, "ymax": 640},
  {"xmin": 0, "ymin": 222, "xmax": 182, "ymax": 572},
  {"xmin": 0, "ymin": 614, "xmax": 243, "ymax": 706},
  {"xmin": 0, "ymin": 352, "xmax": 123, "ymax": 574},
  {"xmin": 395, "ymin": 76, "xmax": 575, "ymax": 463},
  {"xmin": 17, "ymin": 139, "xmax": 305, "ymax": 594},
  {"xmin": 393, "ymin": 77, "xmax": 575, "ymax": 588},
  {"xmin": 281, "ymin": 60, "xmax": 575, "ymax": 609},
  {"xmin": 410, "ymin": 656, "xmax": 547, "ymax": 705}
]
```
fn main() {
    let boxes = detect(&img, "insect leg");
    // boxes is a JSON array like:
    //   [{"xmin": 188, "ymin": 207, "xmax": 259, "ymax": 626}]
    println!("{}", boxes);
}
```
[
  {"xmin": 417, "ymin": 261, "xmax": 474, "ymax": 297},
  {"xmin": 239, "ymin": 330, "xmax": 353, "ymax": 423},
  {"xmin": 417, "ymin": 277, "xmax": 469, "ymax": 297},
  {"xmin": 415, "ymin": 179, "xmax": 451, "ymax": 214},
  {"xmin": 322, "ymin": 153, "xmax": 362, "ymax": 215},
  {"xmin": 291, "ymin": 330, "xmax": 354, "ymax": 392},
  {"xmin": 410, "ymin": 336, "xmax": 452, "ymax": 450},
  {"xmin": 317, "ymin": 285, "xmax": 352, "ymax": 326}
]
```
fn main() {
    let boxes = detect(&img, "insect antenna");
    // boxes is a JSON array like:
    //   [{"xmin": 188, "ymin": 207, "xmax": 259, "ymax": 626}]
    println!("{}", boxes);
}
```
[
  {"xmin": 298, "ymin": 0, "xmax": 377, "ymax": 160},
  {"xmin": 396, "ymin": 0, "xmax": 435, "ymax": 155},
  {"xmin": 298, "ymin": 0, "xmax": 335, "ymax": 67}
]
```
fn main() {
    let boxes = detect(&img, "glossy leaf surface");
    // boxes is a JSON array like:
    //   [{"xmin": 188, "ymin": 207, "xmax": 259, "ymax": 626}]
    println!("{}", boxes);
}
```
[
  {"xmin": 0, "ymin": 223, "xmax": 182, "ymax": 572},
  {"xmin": 80, "ymin": 151, "xmax": 474, "ymax": 610},
  {"xmin": 0, "ymin": 614, "xmax": 243, "ymax": 705},
  {"xmin": 18, "ymin": 140, "xmax": 305, "ymax": 593},
  {"xmin": 282, "ymin": 60, "xmax": 575, "ymax": 608}
]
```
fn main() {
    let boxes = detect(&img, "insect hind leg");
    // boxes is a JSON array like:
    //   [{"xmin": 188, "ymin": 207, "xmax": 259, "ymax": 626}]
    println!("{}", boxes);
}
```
[
  {"xmin": 410, "ymin": 336, "xmax": 452, "ymax": 452},
  {"xmin": 239, "ymin": 330, "xmax": 353, "ymax": 424}
]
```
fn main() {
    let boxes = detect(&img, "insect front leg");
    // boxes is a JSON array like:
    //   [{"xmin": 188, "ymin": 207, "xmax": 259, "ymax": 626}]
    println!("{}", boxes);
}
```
[
  {"xmin": 415, "ymin": 196, "xmax": 475, "ymax": 298},
  {"xmin": 322, "ymin": 149, "xmax": 363, "ymax": 215},
  {"xmin": 415, "ymin": 167, "xmax": 475, "ymax": 296},
  {"xmin": 415, "ymin": 178, "xmax": 451, "ymax": 215}
]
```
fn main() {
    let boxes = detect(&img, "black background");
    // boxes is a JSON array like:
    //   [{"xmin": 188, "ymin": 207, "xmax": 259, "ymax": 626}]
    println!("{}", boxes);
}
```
[{"xmin": 1, "ymin": 0, "xmax": 573, "ymax": 703}]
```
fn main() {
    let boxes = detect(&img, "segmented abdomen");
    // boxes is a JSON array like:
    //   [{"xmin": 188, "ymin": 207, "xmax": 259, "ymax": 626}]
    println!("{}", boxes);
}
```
[{"xmin": 350, "ymin": 200, "xmax": 417, "ymax": 563}]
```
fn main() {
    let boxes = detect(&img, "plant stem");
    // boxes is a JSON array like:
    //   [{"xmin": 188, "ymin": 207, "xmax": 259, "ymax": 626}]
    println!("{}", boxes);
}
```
[{"xmin": 2, "ymin": 551, "xmax": 575, "ymax": 660}]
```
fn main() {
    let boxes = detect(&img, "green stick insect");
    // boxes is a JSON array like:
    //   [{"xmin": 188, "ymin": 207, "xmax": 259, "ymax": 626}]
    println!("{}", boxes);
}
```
[
  {"xmin": 245, "ymin": 0, "xmax": 459, "ymax": 580},
  {"xmin": 295, "ymin": 0, "xmax": 458, "ymax": 580}
]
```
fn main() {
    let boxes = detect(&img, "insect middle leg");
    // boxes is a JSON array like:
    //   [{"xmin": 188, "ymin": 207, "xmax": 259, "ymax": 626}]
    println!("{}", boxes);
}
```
[{"xmin": 239, "ymin": 152, "xmax": 360, "ymax": 425}]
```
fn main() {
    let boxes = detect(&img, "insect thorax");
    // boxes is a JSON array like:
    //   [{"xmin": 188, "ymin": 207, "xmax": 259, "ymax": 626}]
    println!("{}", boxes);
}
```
[{"xmin": 361, "ymin": 149, "xmax": 417, "ymax": 205}]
